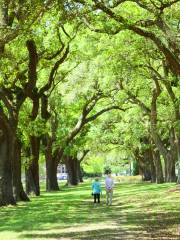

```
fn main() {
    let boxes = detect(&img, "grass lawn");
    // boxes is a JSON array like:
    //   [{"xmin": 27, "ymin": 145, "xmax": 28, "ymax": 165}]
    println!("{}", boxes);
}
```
[{"xmin": 0, "ymin": 181, "xmax": 180, "ymax": 240}]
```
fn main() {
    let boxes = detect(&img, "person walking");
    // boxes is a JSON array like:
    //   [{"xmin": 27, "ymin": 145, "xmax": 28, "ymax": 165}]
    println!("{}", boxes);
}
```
[
  {"xmin": 105, "ymin": 171, "xmax": 114, "ymax": 206},
  {"xmin": 92, "ymin": 177, "xmax": 102, "ymax": 204}
]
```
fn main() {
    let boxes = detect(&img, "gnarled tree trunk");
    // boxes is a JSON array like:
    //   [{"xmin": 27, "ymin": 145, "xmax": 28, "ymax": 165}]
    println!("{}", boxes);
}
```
[
  {"xmin": 151, "ymin": 85, "xmax": 176, "ymax": 183},
  {"xmin": 134, "ymin": 143, "xmax": 156, "ymax": 182},
  {"xmin": 0, "ymin": 118, "xmax": 15, "ymax": 206}
]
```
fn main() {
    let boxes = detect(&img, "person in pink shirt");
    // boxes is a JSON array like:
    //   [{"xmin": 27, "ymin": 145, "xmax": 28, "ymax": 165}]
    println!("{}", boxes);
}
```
[{"xmin": 105, "ymin": 171, "xmax": 114, "ymax": 206}]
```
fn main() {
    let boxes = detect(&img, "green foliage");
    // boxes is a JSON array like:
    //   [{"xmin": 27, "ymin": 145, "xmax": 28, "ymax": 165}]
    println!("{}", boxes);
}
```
[
  {"xmin": 174, "ymin": 120, "xmax": 180, "ymax": 137},
  {"xmin": 82, "ymin": 155, "xmax": 104, "ymax": 174},
  {"xmin": 0, "ymin": 0, "xmax": 179, "ymax": 180},
  {"xmin": 132, "ymin": 160, "xmax": 139, "ymax": 176}
]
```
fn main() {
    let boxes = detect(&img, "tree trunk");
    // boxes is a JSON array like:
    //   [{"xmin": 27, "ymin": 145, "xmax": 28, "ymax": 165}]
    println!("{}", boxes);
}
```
[
  {"xmin": 152, "ymin": 147, "xmax": 164, "ymax": 183},
  {"xmin": 176, "ymin": 136, "xmax": 180, "ymax": 184},
  {"xmin": 46, "ymin": 157, "xmax": 59, "ymax": 191},
  {"xmin": 177, "ymin": 160, "xmax": 180, "ymax": 184},
  {"xmin": 25, "ymin": 136, "xmax": 40, "ymax": 196},
  {"xmin": 77, "ymin": 160, "xmax": 83, "ymax": 183},
  {"xmin": 150, "ymin": 86, "xmax": 176, "ymax": 182},
  {"xmin": 46, "ymin": 158, "xmax": 59, "ymax": 191},
  {"xmin": 65, "ymin": 156, "xmax": 78, "ymax": 185},
  {"xmin": 162, "ymin": 80, "xmax": 180, "ymax": 184},
  {"xmin": 152, "ymin": 133, "xmax": 176, "ymax": 182},
  {"xmin": 45, "ymin": 137, "xmax": 59, "ymax": 191},
  {"xmin": 150, "ymin": 159, "xmax": 156, "ymax": 183},
  {"xmin": 134, "ymin": 149, "xmax": 151, "ymax": 181},
  {"xmin": 165, "ymin": 128, "xmax": 177, "ymax": 183},
  {"xmin": 165, "ymin": 154, "xmax": 176, "ymax": 182},
  {"xmin": 13, "ymin": 139, "xmax": 29, "ymax": 201},
  {"xmin": 164, "ymin": 157, "xmax": 168, "ymax": 182},
  {"xmin": 144, "ymin": 145, "xmax": 156, "ymax": 183},
  {"xmin": 0, "ymin": 118, "xmax": 15, "ymax": 206}
]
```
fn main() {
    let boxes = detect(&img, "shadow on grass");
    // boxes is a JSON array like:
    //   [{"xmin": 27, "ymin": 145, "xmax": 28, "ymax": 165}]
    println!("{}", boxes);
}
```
[
  {"xmin": 0, "ymin": 183, "xmax": 179, "ymax": 239},
  {"xmin": 19, "ymin": 208, "xmax": 180, "ymax": 240},
  {"xmin": 20, "ymin": 228, "xmax": 180, "ymax": 240}
]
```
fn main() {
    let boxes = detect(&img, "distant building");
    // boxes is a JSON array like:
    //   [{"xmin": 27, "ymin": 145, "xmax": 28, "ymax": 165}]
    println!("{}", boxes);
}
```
[
  {"xmin": 57, "ymin": 164, "xmax": 68, "ymax": 180},
  {"xmin": 57, "ymin": 164, "xmax": 67, "ymax": 173}
]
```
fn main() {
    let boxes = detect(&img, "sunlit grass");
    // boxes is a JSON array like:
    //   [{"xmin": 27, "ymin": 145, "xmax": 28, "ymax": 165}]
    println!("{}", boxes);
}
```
[
  {"xmin": 114, "ymin": 175, "xmax": 142, "ymax": 183},
  {"xmin": 0, "ymin": 181, "xmax": 180, "ymax": 239}
]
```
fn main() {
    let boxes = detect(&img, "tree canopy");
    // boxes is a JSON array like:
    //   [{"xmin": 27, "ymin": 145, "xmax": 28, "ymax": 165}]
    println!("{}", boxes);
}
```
[{"xmin": 0, "ymin": 0, "xmax": 180, "ymax": 206}]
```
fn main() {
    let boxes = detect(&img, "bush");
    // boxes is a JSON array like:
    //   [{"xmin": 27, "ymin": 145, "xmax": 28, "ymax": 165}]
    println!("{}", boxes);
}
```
[
  {"xmin": 104, "ymin": 166, "xmax": 112, "ymax": 175},
  {"xmin": 83, "ymin": 172, "xmax": 102, "ymax": 178}
]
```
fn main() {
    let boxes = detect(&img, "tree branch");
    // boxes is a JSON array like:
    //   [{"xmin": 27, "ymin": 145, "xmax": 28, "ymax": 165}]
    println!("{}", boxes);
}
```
[
  {"xmin": 0, "ymin": 0, "xmax": 54, "ymax": 55},
  {"xmin": 0, "ymin": 88, "xmax": 14, "ymax": 118},
  {"xmin": 91, "ymin": 1, "xmax": 180, "ymax": 75},
  {"xmin": 85, "ymin": 106, "xmax": 125, "ymax": 123},
  {"xmin": 79, "ymin": 149, "xmax": 90, "ymax": 162},
  {"xmin": 48, "ymin": 63, "xmax": 79, "ymax": 97},
  {"xmin": 25, "ymin": 39, "xmax": 38, "ymax": 98},
  {"xmin": 159, "ymin": 0, "xmax": 180, "ymax": 12},
  {"xmin": 44, "ymin": 44, "xmax": 65, "ymax": 61},
  {"xmin": 119, "ymin": 81, "xmax": 151, "ymax": 115},
  {"xmin": 39, "ymin": 46, "xmax": 69, "ymax": 96}
]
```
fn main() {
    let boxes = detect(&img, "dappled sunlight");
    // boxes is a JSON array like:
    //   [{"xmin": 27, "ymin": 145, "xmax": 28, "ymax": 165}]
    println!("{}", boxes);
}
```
[{"xmin": 0, "ymin": 183, "xmax": 179, "ymax": 239}]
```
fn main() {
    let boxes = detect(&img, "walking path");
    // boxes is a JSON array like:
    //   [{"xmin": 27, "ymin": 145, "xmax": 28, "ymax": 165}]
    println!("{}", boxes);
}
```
[{"xmin": 0, "ymin": 182, "xmax": 179, "ymax": 240}]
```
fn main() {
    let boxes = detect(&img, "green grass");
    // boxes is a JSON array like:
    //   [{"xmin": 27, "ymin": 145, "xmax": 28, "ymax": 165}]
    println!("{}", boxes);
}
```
[{"xmin": 0, "ymin": 182, "xmax": 180, "ymax": 240}]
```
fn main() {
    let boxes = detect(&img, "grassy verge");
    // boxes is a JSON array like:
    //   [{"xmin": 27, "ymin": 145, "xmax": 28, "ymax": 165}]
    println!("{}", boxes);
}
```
[{"xmin": 0, "ymin": 181, "xmax": 179, "ymax": 240}]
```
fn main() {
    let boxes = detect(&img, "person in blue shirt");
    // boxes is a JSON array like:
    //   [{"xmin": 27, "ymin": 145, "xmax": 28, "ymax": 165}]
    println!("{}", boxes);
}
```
[{"xmin": 92, "ymin": 177, "xmax": 102, "ymax": 204}]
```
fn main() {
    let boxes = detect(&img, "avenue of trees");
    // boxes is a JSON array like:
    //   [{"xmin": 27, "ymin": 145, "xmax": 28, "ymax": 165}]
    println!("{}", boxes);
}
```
[{"xmin": 0, "ymin": 0, "xmax": 179, "ymax": 206}]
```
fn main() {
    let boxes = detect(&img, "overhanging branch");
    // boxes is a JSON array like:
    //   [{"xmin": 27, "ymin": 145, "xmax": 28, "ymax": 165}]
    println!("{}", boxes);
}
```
[{"xmin": 85, "ymin": 106, "xmax": 125, "ymax": 123}]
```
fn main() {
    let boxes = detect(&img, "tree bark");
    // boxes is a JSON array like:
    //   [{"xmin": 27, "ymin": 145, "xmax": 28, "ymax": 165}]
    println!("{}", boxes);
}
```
[
  {"xmin": 167, "ymin": 128, "xmax": 177, "ymax": 182},
  {"xmin": 152, "ymin": 146, "xmax": 164, "ymax": 183},
  {"xmin": 175, "ymin": 133, "xmax": 180, "ymax": 184},
  {"xmin": 134, "ymin": 143, "xmax": 156, "ymax": 182},
  {"xmin": 65, "ymin": 156, "xmax": 78, "ymax": 186},
  {"xmin": 177, "ymin": 159, "xmax": 180, "ymax": 184},
  {"xmin": 13, "ymin": 139, "xmax": 29, "ymax": 201},
  {"xmin": 150, "ymin": 157, "xmax": 156, "ymax": 183},
  {"xmin": 162, "ymin": 75, "xmax": 180, "ymax": 184},
  {"xmin": 25, "ymin": 136, "xmax": 40, "ymax": 196},
  {"xmin": 144, "ymin": 144, "xmax": 156, "ymax": 183},
  {"xmin": 45, "ymin": 137, "xmax": 59, "ymax": 191},
  {"xmin": 46, "ymin": 158, "xmax": 59, "ymax": 191},
  {"xmin": 165, "ymin": 157, "xmax": 176, "ymax": 182},
  {"xmin": 150, "ymin": 85, "xmax": 176, "ymax": 182},
  {"xmin": 77, "ymin": 160, "xmax": 83, "ymax": 183},
  {"xmin": 0, "ymin": 118, "xmax": 15, "ymax": 206}
]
